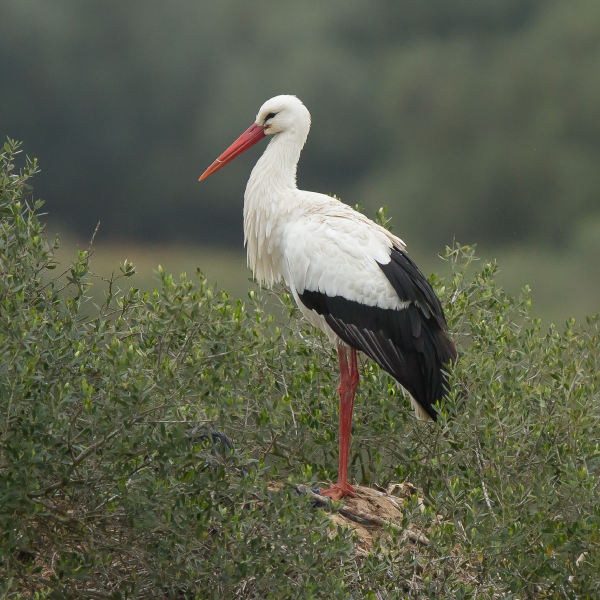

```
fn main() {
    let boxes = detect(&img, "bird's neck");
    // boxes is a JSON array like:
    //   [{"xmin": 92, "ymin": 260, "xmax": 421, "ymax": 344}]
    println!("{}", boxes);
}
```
[
  {"xmin": 243, "ymin": 130, "xmax": 306, "ymax": 285},
  {"xmin": 247, "ymin": 128, "xmax": 305, "ymax": 193}
]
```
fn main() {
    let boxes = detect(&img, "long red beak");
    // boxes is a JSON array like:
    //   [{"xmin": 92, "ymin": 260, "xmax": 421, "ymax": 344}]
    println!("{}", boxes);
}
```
[{"xmin": 199, "ymin": 123, "xmax": 266, "ymax": 181}]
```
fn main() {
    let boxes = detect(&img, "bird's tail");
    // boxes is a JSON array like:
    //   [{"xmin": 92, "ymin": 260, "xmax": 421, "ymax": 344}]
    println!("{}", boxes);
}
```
[{"xmin": 409, "ymin": 391, "xmax": 434, "ymax": 421}]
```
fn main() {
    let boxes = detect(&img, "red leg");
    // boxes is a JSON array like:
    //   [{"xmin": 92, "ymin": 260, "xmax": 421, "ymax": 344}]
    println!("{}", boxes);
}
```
[{"xmin": 320, "ymin": 344, "xmax": 359, "ymax": 500}]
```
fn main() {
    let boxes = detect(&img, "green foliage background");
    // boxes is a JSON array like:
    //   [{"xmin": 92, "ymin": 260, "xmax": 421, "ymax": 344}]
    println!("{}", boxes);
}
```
[
  {"xmin": 2, "ymin": 143, "xmax": 600, "ymax": 598},
  {"xmin": 2, "ymin": 0, "xmax": 600, "ymax": 254}
]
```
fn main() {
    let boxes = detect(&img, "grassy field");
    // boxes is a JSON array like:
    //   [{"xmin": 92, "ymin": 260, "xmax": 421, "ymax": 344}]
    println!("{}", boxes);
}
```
[{"xmin": 50, "ymin": 232, "xmax": 599, "ymax": 328}]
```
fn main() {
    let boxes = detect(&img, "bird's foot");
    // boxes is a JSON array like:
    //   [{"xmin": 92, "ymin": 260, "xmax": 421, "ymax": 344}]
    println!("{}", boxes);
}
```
[{"xmin": 318, "ymin": 482, "xmax": 357, "ymax": 500}]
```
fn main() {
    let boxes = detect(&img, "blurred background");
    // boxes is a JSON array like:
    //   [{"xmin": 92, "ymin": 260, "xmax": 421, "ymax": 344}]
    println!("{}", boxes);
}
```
[{"xmin": 2, "ymin": 0, "xmax": 599, "ymax": 323}]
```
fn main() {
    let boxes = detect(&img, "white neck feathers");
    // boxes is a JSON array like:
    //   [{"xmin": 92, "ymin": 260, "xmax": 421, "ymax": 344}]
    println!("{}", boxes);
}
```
[{"xmin": 243, "ymin": 126, "xmax": 308, "ymax": 285}]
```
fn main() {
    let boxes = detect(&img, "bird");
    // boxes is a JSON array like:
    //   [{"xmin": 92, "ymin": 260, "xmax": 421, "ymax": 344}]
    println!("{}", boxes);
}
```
[{"xmin": 199, "ymin": 95, "xmax": 457, "ymax": 500}]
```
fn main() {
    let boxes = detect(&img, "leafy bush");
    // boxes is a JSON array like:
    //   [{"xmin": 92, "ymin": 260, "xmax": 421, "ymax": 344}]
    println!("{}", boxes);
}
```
[
  {"xmin": 0, "ymin": 140, "xmax": 359, "ymax": 599},
  {"xmin": 1, "ymin": 140, "xmax": 599, "ymax": 598},
  {"xmin": 405, "ymin": 249, "xmax": 600, "ymax": 598}
]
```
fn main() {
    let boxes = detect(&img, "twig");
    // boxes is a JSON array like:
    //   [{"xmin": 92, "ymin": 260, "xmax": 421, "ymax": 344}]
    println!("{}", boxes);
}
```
[
  {"xmin": 341, "ymin": 506, "xmax": 385, "ymax": 526},
  {"xmin": 475, "ymin": 440, "xmax": 498, "ymax": 523},
  {"xmin": 403, "ymin": 529, "xmax": 430, "ymax": 546},
  {"xmin": 51, "ymin": 551, "xmax": 58, "ymax": 578},
  {"xmin": 261, "ymin": 434, "xmax": 280, "ymax": 461},
  {"xmin": 70, "ymin": 427, "xmax": 123, "ymax": 470}
]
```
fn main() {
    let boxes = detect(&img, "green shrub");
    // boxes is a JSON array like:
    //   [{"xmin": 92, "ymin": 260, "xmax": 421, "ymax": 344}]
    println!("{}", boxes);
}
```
[
  {"xmin": 0, "ymin": 140, "xmax": 355, "ymax": 599},
  {"xmin": 1, "ymin": 140, "xmax": 599, "ymax": 598}
]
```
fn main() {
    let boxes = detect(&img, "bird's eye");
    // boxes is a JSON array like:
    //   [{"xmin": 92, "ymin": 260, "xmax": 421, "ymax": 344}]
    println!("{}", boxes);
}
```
[{"xmin": 264, "ymin": 112, "xmax": 277, "ymax": 122}]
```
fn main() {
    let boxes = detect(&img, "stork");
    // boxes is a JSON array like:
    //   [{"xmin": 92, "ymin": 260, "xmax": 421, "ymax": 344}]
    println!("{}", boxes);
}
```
[{"xmin": 200, "ymin": 95, "xmax": 456, "ymax": 500}]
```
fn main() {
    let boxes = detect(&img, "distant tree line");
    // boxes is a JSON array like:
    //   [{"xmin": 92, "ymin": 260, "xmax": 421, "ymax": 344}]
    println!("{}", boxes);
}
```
[{"xmin": 2, "ymin": 0, "xmax": 599, "ymax": 252}]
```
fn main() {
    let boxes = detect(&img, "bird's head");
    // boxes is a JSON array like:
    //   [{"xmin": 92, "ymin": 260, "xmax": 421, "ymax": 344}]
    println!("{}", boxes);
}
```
[
  {"xmin": 255, "ymin": 95, "xmax": 311, "ymax": 136},
  {"xmin": 199, "ymin": 95, "xmax": 310, "ymax": 181}
]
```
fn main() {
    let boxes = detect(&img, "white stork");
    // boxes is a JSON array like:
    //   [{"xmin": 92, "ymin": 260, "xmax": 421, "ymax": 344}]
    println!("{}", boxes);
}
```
[{"xmin": 199, "ymin": 95, "xmax": 456, "ymax": 500}]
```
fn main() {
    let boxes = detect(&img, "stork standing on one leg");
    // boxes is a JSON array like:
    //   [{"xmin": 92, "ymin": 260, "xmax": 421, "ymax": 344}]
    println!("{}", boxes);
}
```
[{"xmin": 199, "ymin": 95, "xmax": 456, "ymax": 500}]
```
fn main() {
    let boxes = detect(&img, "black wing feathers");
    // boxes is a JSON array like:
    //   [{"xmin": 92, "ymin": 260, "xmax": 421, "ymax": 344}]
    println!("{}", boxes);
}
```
[
  {"xmin": 378, "ymin": 248, "xmax": 447, "ymax": 327},
  {"xmin": 298, "ymin": 247, "xmax": 456, "ymax": 421}
]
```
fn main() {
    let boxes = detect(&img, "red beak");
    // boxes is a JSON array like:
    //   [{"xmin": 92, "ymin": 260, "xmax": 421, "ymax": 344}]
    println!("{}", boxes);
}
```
[{"xmin": 199, "ymin": 123, "xmax": 266, "ymax": 181}]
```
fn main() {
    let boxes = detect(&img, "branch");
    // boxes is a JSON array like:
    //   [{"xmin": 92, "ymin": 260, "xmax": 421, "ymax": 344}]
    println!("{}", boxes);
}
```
[{"xmin": 475, "ymin": 440, "xmax": 498, "ymax": 523}]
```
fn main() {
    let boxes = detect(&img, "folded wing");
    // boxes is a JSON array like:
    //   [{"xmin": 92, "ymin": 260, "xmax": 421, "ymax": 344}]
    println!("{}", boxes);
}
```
[{"xmin": 286, "ymin": 213, "xmax": 456, "ymax": 420}]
